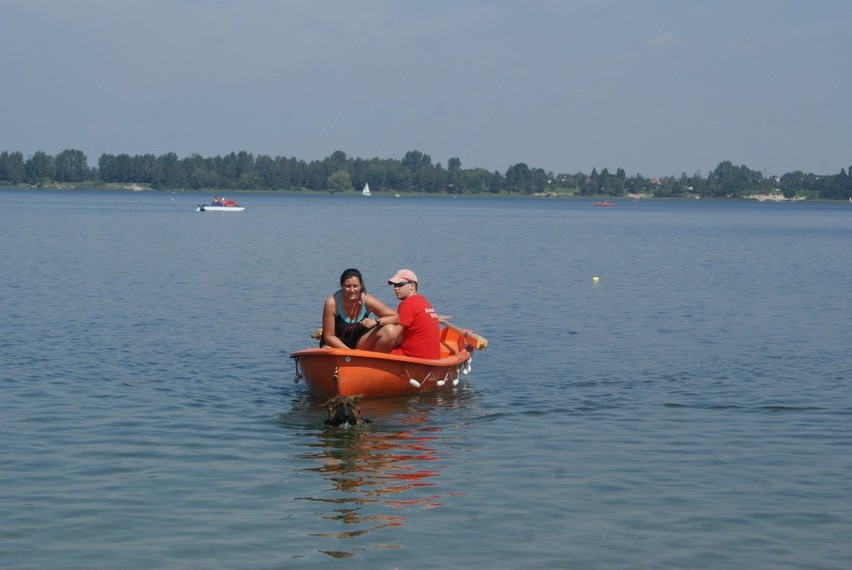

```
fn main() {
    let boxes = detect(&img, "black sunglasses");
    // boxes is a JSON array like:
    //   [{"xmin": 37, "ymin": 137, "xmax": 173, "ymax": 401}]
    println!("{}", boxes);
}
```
[{"xmin": 392, "ymin": 281, "xmax": 411, "ymax": 288}]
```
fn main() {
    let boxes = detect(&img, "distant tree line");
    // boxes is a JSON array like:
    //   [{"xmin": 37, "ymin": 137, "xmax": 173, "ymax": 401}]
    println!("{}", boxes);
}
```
[{"xmin": 1, "ymin": 148, "xmax": 851, "ymax": 200}]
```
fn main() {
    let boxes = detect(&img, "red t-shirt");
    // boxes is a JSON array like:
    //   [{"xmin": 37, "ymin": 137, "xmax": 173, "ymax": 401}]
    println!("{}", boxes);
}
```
[{"xmin": 395, "ymin": 294, "xmax": 440, "ymax": 359}]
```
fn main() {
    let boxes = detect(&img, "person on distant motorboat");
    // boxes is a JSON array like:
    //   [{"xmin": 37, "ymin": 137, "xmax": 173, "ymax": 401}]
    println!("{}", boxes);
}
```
[
  {"xmin": 212, "ymin": 196, "xmax": 222, "ymax": 205},
  {"xmin": 383, "ymin": 269, "xmax": 440, "ymax": 359},
  {"xmin": 321, "ymin": 268, "xmax": 398, "ymax": 351}
]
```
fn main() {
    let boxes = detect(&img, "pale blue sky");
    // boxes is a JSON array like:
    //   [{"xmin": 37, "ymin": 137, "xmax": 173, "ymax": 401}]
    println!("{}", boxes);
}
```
[{"xmin": 2, "ymin": 0, "xmax": 850, "ymax": 177}]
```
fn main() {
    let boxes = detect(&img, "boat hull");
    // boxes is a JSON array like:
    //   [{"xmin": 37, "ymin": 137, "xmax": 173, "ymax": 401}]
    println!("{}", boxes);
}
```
[
  {"xmin": 290, "ymin": 327, "xmax": 473, "ymax": 398},
  {"xmin": 197, "ymin": 205, "xmax": 245, "ymax": 212}
]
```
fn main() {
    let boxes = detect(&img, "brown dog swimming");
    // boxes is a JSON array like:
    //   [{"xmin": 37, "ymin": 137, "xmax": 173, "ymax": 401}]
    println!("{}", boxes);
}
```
[{"xmin": 322, "ymin": 395, "xmax": 372, "ymax": 427}]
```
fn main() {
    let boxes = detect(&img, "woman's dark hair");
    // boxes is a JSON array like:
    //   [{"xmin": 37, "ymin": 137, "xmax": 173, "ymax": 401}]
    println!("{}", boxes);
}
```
[{"xmin": 339, "ymin": 268, "xmax": 365, "ymax": 291}]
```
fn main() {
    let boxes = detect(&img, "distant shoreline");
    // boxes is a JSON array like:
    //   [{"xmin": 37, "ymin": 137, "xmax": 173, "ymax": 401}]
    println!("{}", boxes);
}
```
[{"xmin": 2, "ymin": 183, "xmax": 849, "ymax": 202}]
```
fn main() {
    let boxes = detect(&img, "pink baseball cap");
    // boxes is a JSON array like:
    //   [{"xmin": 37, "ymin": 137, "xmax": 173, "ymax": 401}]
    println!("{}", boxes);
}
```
[{"xmin": 388, "ymin": 269, "xmax": 418, "ymax": 284}]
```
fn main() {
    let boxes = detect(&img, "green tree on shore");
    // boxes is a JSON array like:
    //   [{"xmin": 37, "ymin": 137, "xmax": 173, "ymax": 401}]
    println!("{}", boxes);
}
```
[{"xmin": 2, "ymin": 147, "xmax": 851, "ymax": 200}]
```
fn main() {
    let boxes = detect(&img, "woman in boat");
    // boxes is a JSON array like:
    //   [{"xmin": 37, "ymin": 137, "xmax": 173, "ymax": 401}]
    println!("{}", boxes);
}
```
[{"xmin": 321, "ymin": 268, "xmax": 399, "ymax": 351}]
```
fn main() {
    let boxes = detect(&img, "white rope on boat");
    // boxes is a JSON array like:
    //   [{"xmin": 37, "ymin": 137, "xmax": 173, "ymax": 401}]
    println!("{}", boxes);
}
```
[
  {"xmin": 437, "ymin": 371, "xmax": 453, "ymax": 387},
  {"xmin": 405, "ymin": 367, "xmax": 437, "ymax": 389}
]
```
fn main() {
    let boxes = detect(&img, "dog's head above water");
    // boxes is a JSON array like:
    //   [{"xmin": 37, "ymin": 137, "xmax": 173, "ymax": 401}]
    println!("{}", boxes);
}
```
[{"xmin": 322, "ymin": 395, "xmax": 371, "ymax": 427}]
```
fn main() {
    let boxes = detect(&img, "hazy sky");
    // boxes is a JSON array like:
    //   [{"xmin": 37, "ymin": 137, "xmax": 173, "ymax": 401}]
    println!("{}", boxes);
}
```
[{"xmin": 2, "ymin": 0, "xmax": 850, "ymax": 177}]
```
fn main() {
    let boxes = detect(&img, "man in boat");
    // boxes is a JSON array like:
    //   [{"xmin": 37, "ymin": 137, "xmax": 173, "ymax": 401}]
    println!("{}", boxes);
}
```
[{"xmin": 384, "ymin": 269, "xmax": 440, "ymax": 359}]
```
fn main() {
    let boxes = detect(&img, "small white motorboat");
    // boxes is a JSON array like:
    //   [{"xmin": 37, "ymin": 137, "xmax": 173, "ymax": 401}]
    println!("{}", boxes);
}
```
[
  {"xmin": 196, "ymin": 198, "xmax": 245, "ymax": 212},
  {"xmin": 196, "ymin": 204, "xmax": 245, "ymax": 212}
]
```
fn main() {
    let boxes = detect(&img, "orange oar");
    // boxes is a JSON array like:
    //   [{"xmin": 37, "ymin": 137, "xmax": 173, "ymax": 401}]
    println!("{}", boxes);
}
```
[
  {"xmin": 438, "ymin": 317, "xmax": 488, "ymax": 350},
  {"xmin": 311, "ymin": 319, "xmax": 488, "ymax": 350}
]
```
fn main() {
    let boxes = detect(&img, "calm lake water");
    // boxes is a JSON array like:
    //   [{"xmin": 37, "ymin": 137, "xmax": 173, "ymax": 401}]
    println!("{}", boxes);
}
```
[{"xmin": 2, "ymin": 189, "xmax": 851, "ymax": 569}]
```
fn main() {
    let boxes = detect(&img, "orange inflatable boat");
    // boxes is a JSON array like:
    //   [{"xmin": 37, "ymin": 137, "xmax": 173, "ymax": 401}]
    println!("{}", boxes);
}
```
[{"xmin": 290, "ymin": 321, "xmax": 487, "ymax": 399}]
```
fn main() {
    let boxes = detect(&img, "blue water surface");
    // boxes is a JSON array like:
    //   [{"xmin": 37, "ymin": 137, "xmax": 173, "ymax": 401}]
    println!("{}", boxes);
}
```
[{"xmin": 2, "ymin": 190, "xmax": 851, "ymax": 569}]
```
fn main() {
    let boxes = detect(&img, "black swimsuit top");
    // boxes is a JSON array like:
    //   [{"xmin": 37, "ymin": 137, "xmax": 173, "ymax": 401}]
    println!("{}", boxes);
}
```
[{"xmin": 332, "ymin": 290, "xmax": 369, "ymax": 349}]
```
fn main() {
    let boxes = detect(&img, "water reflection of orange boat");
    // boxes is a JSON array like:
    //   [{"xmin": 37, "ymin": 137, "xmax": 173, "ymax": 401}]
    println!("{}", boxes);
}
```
[
  {"xmin": 292, "ymin": 391, "xmax": 477, "ymax": 553},
  {"xmin": 299, "ymin": 423, "xmax": 447, "ymax": 544},
  {"xmin": 305, "ymin": 424, "xmax": 444, "ymax": 497},
  {"xmin": 291, "ymin": 322, "xmax": 487, "ymax": 399}
]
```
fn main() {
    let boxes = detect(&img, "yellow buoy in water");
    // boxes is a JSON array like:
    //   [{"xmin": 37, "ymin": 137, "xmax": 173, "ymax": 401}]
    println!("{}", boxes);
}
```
[{"xmin": 592, "ymin": 276, "xmax": 600, "ymax": 283}]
